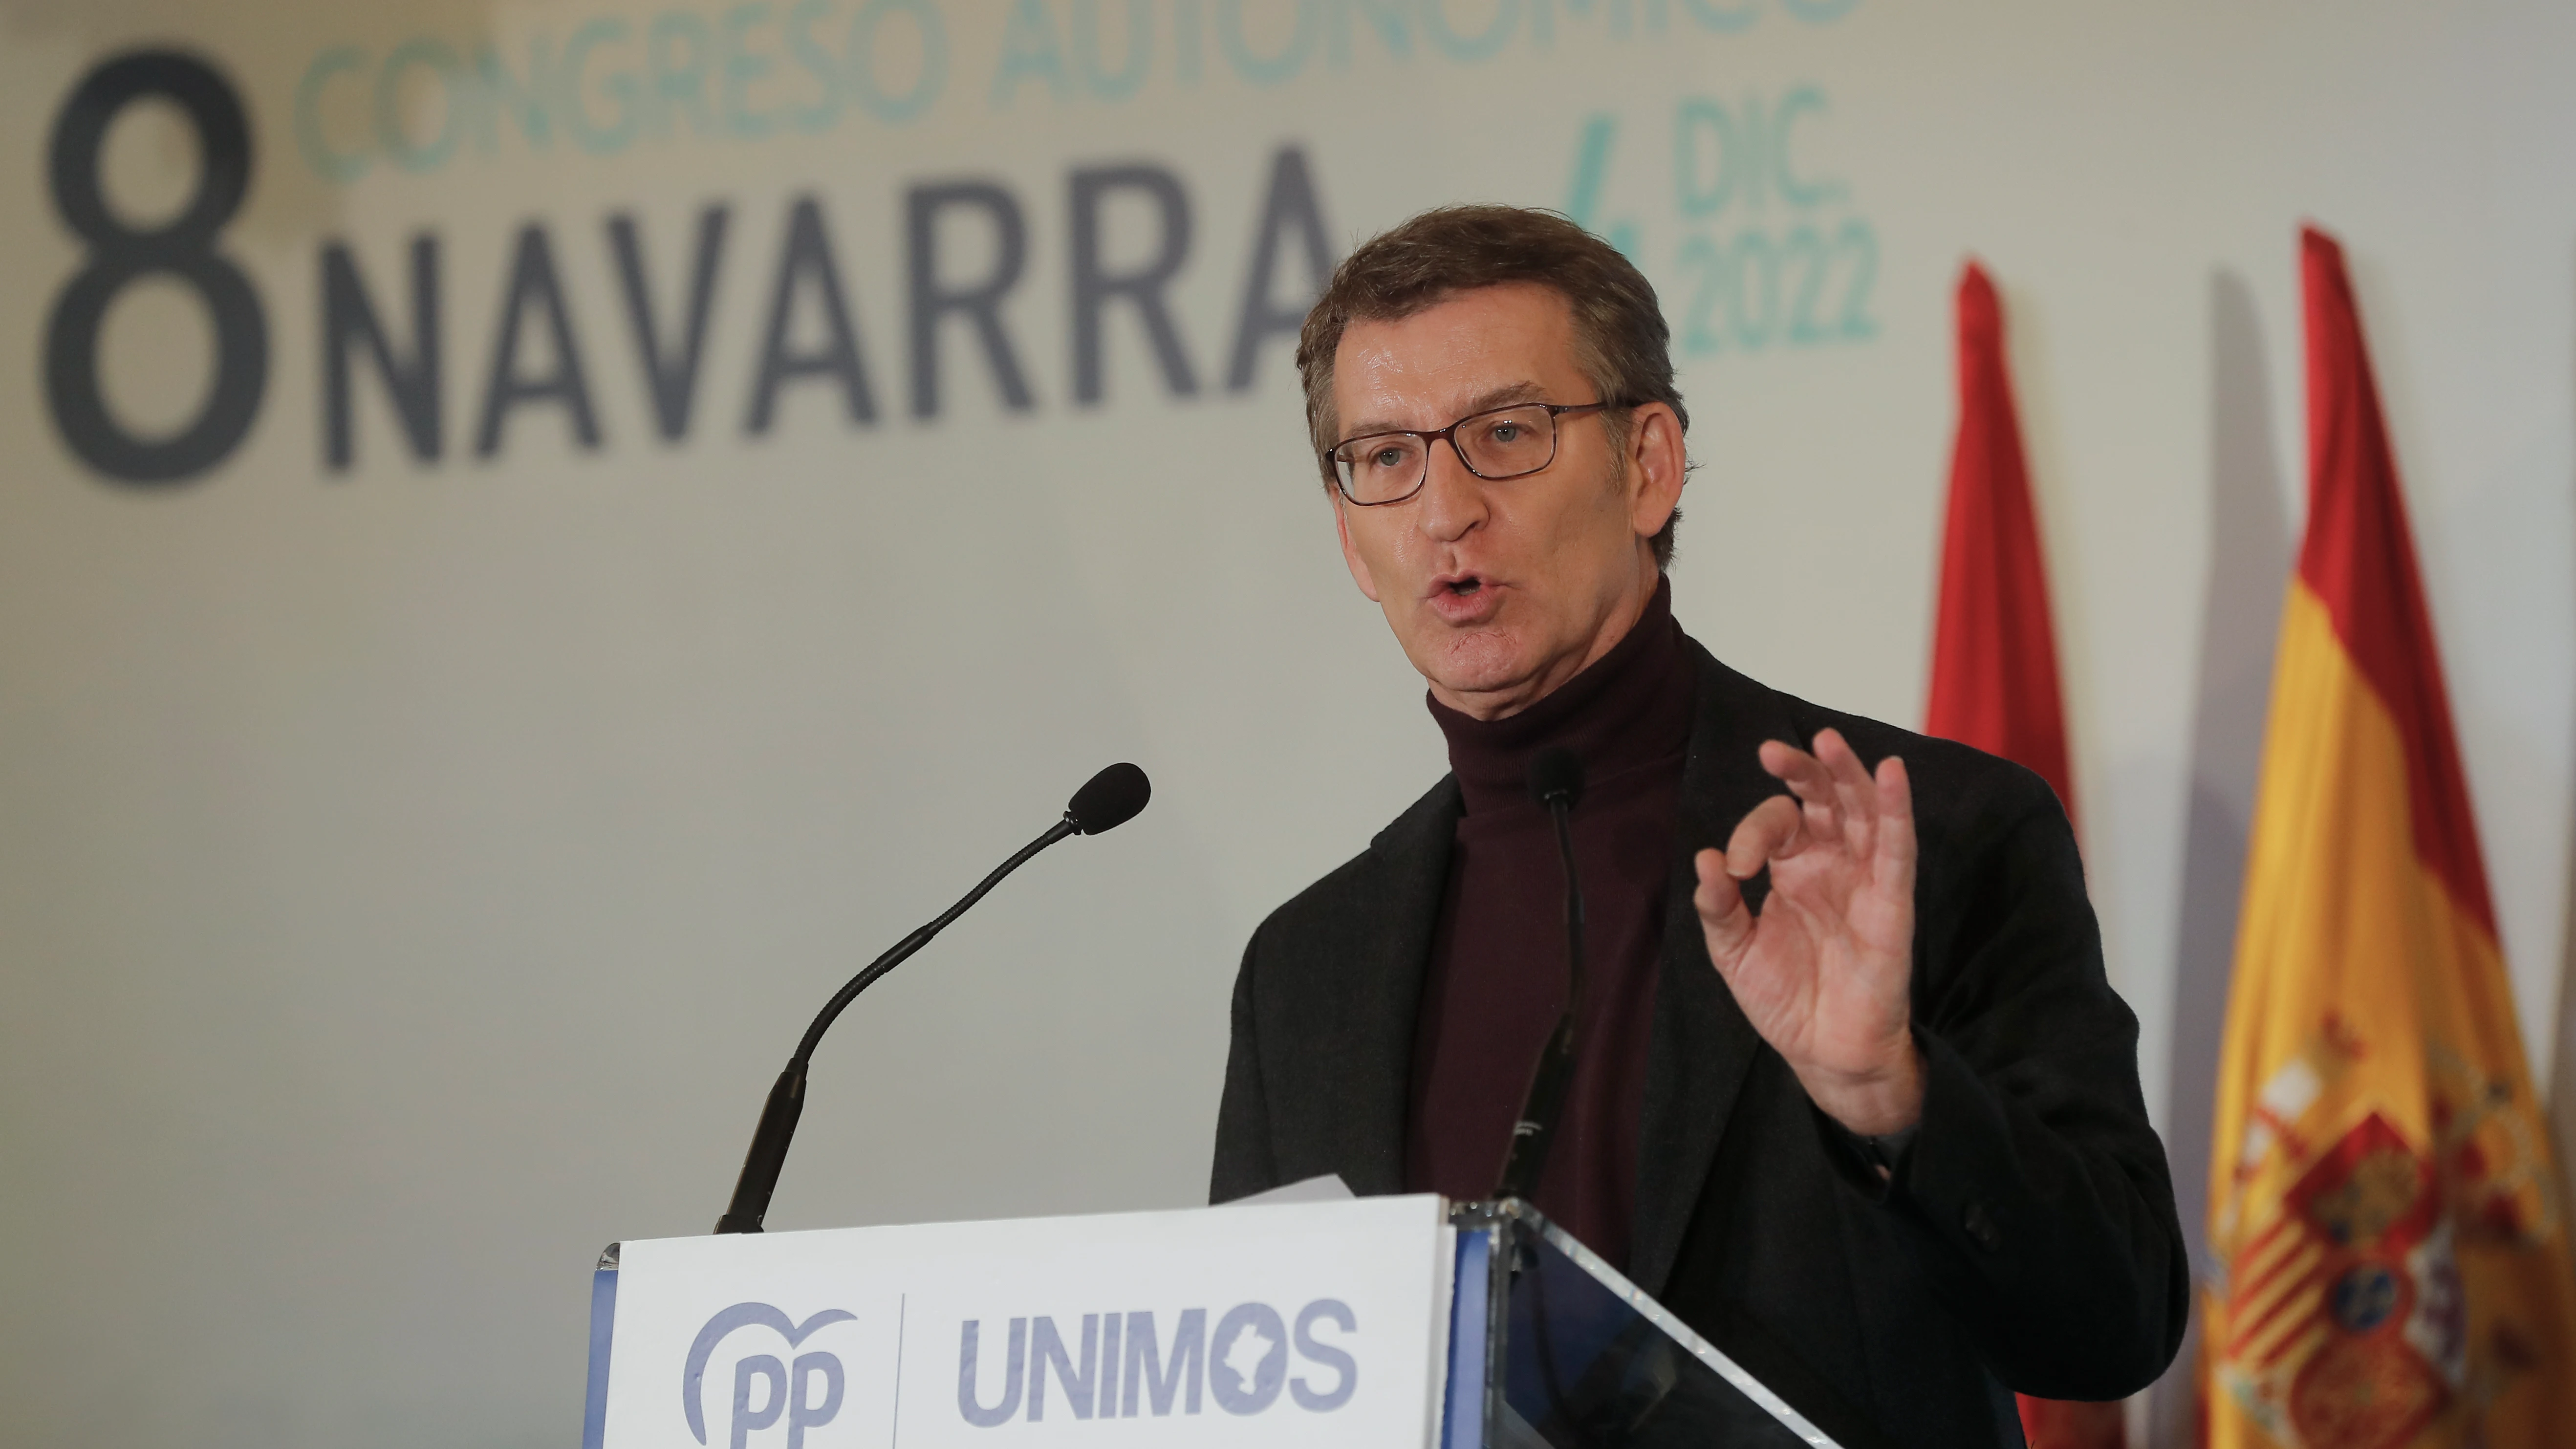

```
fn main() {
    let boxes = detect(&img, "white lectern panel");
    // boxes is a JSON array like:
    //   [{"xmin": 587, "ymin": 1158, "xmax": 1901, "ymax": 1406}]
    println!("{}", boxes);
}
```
[{"xmin": 590, "ymin": 1196, "xmax": 1454, "ymax": 1449}]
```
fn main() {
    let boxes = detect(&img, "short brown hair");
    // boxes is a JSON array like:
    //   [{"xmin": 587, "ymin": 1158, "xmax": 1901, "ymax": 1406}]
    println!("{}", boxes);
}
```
[{"xmin": 1295, "ymin": 205, "xmax": 1687, "ymax": 567}]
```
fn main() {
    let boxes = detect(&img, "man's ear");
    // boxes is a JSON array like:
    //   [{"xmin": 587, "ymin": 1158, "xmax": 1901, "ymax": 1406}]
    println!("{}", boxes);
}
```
[
  {"xmin": 1332, "ymin": 493, "xmax": 1383, "ymax": 603},
  {"xmin": 1624, "ymin": 402, "xmax": 1688, "ymax": 541}
]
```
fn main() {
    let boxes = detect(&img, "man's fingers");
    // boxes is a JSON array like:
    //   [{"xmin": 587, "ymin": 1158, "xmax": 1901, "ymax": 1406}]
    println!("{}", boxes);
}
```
[
  {"xmin": 1759, "ymin": 740, "xmax": 1844, "ymax": 843},
  {"xmin": 1758, "ymin": 740, "xmax": 1829, "ymax": 799},
  {"xmin": 1725, "ymin": 794, "xmax": 1804, "ymax": 878},
  {"xmin": 1813, "ymin": 728, "xmax": 1874, "ymax": 796},
  {"xmin": 1873, "ymin": 755, "xmax": 1917, "ymax": 885},
  {"xmin": 1693, "ymin": 848, "xmax": 1756, "ymax": 964},
  {"xmin": 1812, "ymin": 728, "xmax": 1878, "ymax": 853}
]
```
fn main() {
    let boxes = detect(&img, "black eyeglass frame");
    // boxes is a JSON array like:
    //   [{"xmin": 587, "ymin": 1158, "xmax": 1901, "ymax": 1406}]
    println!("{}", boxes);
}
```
[{"xmin": 1323, "ymin": 400, "xmax": 1629, "ymax": 506}]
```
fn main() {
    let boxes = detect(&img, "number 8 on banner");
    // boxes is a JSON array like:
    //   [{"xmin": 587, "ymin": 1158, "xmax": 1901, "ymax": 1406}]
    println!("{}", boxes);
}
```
[{"xmin": 44, "ymin": 49, "xmax": 268, "ymax": 485}]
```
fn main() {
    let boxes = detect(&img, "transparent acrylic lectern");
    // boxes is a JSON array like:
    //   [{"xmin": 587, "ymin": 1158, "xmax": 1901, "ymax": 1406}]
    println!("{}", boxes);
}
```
[
  {"xmin": 1447, "ymin": 1199, "xmax": 1842, "ymax": 1449},
  {"xmin": 583, "ymin": 1193, "xmax": 1854, "ymax": 1449}
]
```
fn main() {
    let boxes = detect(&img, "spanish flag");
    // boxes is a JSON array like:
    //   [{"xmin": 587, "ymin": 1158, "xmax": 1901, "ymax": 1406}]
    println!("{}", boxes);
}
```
[{"xmin": 2204, "ymin": 227, "xmax": 2576, "ymax": 1447}]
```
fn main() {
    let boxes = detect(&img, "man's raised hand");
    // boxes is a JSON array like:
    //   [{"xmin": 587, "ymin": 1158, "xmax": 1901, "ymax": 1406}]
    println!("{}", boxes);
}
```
[{"xmin": 1692, "ymin": 728, "xmax": 1924, "ymax": 1137}]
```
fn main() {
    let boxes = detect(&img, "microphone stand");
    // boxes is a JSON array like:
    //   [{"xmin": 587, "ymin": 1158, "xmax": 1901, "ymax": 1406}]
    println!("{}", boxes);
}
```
[
  {"xmin": 1495, "ymin": 751, "xmax": 1586, "ymax": 1203},
  {"xmin": 714, "ymin": 817, "xmax": 1078, "ymax": 1234}
]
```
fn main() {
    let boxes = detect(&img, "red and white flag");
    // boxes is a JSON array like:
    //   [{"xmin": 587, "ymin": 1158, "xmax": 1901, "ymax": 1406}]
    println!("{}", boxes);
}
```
[{"xmin": 1924, "ymin": 260, "xmax": 2122, "ymax": 1449}]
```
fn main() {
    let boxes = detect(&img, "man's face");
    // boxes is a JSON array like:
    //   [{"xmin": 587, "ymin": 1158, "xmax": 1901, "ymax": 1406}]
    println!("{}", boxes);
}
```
[{"xmin": 1330, "ymin": 283, "xmax": 1683, "ymax": 720}]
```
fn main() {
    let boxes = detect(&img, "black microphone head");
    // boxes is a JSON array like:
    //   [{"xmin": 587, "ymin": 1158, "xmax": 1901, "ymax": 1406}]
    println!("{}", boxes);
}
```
[
  {"xmin": 1527, "ymin": 748, "xmax": 1584, "ymax": 811},
  {"xmin": 1066, "ymin": 762, "xmax": 1151, "ymax": 835}
]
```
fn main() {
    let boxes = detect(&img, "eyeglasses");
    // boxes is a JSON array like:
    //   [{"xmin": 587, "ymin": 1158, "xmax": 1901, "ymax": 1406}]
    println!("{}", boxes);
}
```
[{"xmin": 1324, "ymin": 400, "xmax": 1626, "ymax": 506}]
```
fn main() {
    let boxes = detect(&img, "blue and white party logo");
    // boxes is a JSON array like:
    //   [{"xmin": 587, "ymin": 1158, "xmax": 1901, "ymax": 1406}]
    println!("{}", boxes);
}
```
[{"xmin": 684, "ymin": 1302, "xmax": 857, "ymax": 1449}]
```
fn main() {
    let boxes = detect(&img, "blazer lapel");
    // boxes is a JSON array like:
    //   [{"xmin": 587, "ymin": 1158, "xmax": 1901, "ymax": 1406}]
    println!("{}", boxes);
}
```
[
  {"xmin": 1336, "ymin": 776, "xmax": 1462, "ymax": 1195},
  {"xmin": 1629, "ymin": 644, "xmax": 1800, "ymax": 1296}
]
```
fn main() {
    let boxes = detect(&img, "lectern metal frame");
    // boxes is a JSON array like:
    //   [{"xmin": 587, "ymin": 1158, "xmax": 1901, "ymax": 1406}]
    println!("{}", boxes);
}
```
[{"xmin": 1447, "ymin": 1198, "xmax": 1845, "ymax": 1449}]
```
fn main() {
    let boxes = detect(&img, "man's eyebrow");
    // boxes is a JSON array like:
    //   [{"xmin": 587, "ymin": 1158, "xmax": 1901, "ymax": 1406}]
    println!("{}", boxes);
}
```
[
  {"xmin": 1462, "ymin": 381, "xmax": 1550, "ymax": 413},
  {"xmin": 1338, "ymin": 382, "xmax": 1550, "ymax": 441}
]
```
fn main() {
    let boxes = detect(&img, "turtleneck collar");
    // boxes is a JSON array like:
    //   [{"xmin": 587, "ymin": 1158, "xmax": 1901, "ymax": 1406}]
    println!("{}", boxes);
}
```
[{"xmin": 1427, "ymin": 577, "xmax": 1694, "ymax": 816}]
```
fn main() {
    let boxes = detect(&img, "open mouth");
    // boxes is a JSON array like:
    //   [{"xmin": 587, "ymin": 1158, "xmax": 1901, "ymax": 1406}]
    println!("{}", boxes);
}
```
[{"xmin": 1425, "ymin": 573, "xmax": 1501, "ymax": 621}]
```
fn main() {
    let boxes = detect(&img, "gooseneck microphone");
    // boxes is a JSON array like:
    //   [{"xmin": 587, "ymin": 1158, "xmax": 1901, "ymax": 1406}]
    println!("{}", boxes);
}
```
[
  {"xmin": 714, "ymin": 762, "xmax": 1151, "ymax": 1233},
  {"xmin": 1495, "ymin": 747, "xmax": 1586, "ymax": 1203}
]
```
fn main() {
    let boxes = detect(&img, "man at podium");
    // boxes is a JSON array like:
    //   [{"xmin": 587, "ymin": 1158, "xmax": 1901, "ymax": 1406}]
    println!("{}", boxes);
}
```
[{"xmin": 1210, "ymin": 207, "xmax": 2186, "ymax": 1447}]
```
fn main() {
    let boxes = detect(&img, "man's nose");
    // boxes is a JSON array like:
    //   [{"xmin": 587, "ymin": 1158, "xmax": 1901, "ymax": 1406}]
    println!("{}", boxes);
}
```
[{"xmin": 1414, "ymin": 437, "xmax": 1487, "ymax": 541}]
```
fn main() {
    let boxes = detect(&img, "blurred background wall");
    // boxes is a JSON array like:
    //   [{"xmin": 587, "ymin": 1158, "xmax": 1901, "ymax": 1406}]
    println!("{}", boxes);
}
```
[{"xmin": 1, "ymin": 2, "xmax": 2570, "ymax": 1445}]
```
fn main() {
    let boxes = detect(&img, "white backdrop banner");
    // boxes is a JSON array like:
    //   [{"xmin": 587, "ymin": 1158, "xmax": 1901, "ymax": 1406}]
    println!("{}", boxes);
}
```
[{"xmin": 6, "ymin": 4, "xmax": 2576, "ymax": 1448}]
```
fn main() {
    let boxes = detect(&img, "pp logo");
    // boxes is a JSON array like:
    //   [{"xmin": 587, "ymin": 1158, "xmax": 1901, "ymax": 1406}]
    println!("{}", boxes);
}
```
[{"xmin": 684, "ymin": 1302, "xmax": 855, "ymax": 1449}]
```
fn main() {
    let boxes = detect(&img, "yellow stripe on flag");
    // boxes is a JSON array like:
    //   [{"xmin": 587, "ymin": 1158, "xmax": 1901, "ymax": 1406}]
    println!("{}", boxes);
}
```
[{"xmin": 2206, "ymin": 586, "xmax": 2576, "ymax": 1447}]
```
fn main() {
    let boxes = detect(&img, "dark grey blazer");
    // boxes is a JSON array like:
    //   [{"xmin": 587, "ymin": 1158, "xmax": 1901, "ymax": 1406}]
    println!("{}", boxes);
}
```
[{"xmin": 1211, "ymin": 641, "xmax": 2187, "ymax": 1449}]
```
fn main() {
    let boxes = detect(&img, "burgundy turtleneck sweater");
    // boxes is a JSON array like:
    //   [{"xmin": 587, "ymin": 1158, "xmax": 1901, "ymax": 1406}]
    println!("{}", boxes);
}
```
[{"xmin": 1403, "ymin": 580, "xmax": 1695, "ymax": 1271}]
